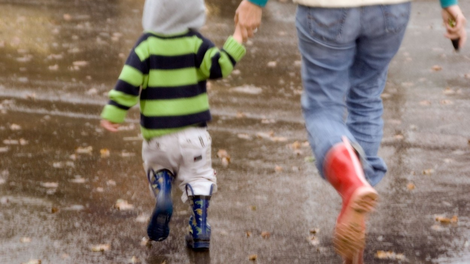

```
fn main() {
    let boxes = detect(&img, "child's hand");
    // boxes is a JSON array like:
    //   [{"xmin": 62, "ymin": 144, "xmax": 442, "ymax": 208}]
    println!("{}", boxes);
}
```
[
  {"xmin": 100, "ymin": 119, "xmax": 120, "ymax": 132},
  {"xmin": 233, "ymin": 23, "xmax": 245, "ymax": 43}
]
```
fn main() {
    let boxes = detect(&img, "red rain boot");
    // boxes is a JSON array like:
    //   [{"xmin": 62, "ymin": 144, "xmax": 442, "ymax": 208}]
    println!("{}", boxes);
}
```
[{"xmin": 324, "ymin": 137, "xmax": 378, "ymax": 261}]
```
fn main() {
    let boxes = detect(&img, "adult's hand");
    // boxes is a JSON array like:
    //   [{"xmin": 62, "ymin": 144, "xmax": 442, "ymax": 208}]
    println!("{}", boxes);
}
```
[
  {"xmin": 235, "ymin": 0, "xmax": 263, "ymax": 42},
  {"xmin": 100, "ymin": 119, "xmax": 120, "ymax": 132},
  {"xmin": 442, "ymin": 5, "xmax": 467, "ymax": 48}
]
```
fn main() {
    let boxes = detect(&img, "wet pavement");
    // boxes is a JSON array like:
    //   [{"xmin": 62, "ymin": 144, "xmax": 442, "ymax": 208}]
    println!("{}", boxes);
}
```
[{"xmin": 1, "ymin": 0, "xmax": 470, "ymax": 263}]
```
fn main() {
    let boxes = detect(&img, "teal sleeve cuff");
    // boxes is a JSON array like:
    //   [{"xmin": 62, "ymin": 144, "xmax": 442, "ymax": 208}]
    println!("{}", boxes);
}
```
[
  {"xmin": 440, "ymin": 0, "xmax": 458, "ymax": 8},
  {"xmin": 223, "ymin": 36, "xmax": 246, "ymax": 62},
  {"xmin": 248, "ymin": 0, "xmax": 269, "ymax": 7}
]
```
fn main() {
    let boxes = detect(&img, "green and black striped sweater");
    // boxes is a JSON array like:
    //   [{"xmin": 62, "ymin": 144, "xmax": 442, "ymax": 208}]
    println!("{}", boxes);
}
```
[{"xmin": 101, "ymin": 30, "xmax": 246, "ymax": 140}]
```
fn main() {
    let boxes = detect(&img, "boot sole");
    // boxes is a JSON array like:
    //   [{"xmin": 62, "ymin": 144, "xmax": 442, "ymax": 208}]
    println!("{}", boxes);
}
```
[
  {"xmin": 147, "ymin": 200, "xmax": 173, "ymax": 241},
  {"xmin": 186, "ymin": 235, "xmax": 210, "ymax": 251},
  {"xmin": 334, "ymin": 186, "xmax": 378, "ymax": 260}
]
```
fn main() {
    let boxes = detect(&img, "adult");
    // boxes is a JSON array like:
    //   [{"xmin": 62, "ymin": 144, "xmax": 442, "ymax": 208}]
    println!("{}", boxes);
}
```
[{"xmin": 235, "ymin": 0, "xmax": 466, "ymax": 263}]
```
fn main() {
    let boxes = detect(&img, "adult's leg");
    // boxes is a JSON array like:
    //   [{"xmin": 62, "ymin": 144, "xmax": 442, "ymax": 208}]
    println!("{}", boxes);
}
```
[
  {"xmin": 346, "ymin": 3, "xmax": 411, "ymax": 186},
  {"xmin": 296, "ymin": 6, "xmax": 360, "ymax": 177},
  {"xmin": 296, "ymin": 6, "xmax": 382, "ymax": 262}
]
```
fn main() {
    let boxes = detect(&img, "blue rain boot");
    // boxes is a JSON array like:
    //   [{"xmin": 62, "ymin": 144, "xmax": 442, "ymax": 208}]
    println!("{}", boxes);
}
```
[
  {"xmin": 147, "ymin": 169, "xmax": 174, "ymax": 241},
  {"xmin": 185, "ymin": 184, "xmax": 213, "ymax": 250}
]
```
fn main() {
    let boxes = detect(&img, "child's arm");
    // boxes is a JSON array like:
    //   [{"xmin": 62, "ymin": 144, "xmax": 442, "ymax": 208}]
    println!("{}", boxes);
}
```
[
  {"xmin": 197, "ymin": 34, "xmax": 246, "ymax": 80},
  {"xmin": 101, "ymin": 46, "xmax": 146, "ymax": 131}
]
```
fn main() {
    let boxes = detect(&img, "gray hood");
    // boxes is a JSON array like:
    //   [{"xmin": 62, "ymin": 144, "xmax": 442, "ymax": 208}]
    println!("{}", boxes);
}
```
[{"xmin": 142, "ymin": 0, "xmax": 206, "ymax": 34}]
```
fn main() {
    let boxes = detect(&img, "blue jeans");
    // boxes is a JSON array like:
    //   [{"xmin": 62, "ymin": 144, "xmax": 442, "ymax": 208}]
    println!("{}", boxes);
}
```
[{"xmin": 296, "ymin": 3, "xmax": 411, "ymax": 186}]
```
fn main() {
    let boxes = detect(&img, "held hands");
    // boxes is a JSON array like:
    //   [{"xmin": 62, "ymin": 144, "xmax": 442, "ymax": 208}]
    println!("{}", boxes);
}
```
[
  {"xmin": 442, "ymin": 5, "xmax": 467, "ymax": 49},
  {"xmin": 100, "ymin": 119, "xmax": 120, "ymax": 132},
  {"xmin": 234, "ymin": 0, "xmax": 263, "ymax": 42}
]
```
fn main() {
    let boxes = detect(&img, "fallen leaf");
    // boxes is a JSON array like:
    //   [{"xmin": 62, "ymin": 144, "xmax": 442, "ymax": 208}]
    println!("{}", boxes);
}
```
[
  {"xmin": 443, "ymin": 87, "xmax": 455, "ymax": 95},
  {"xmin": 221, "ymin": 157, "xmax": 230, "ymax": 167},
  {"xmin": 22, "ymin": 260, "xmax": 41, "ymax": 264},
  {"xmin": 271, "ymin": 136, "xmax": 288, "ymax": 142},
  {"xmin": 232, "ymin": 69, "xmax": 241, "ymax": 75},
  {"xmin": 100, "ymin": 149, "xmax": 110, "ymax": 158},
  {"xmin": 237, "ymin": 133, "xmax": 252, "ymax": 140},
  {"xmin": 422, "ymin": 169, "xmax": 435, "ymax": 175},
  {"xmin": 86, "ymin": 88, "xmax": 98, "ymax": 95},
  {"xmin": 107, "ymin": 180, "xmax": 116, "ymax": 186},
  {"xmin": 63, "ymin": 14, "xmax": 72, "ymax": 21},
  {"xmin": 130, "ymin": 256, "xmax": 141, "ymax": 264},
  {"xmin": 261, "ymin": 231, "xmax": 270, "ymax": 239},
  {"xmin": 52, "ymin": 162, "xmax": 63, "ymax": 168},
  {"xmin": 289, "ymin": 141, "xmax": 301, "ymax": 150},
  {"xmin": 236, "ymin": 111, "xmax": 246, "ymax": 118},
  {"xmin": 140, "ymin": 237, "xmax": 151, "ymax": 247},
  {"xmin": 10, "ymin": 124, "xmax": 21, "ymax": 130},
  {"xmin": 63, "ymin": 205, "xmax": 85, "ymax": 211},
  {"xmin": 309, "ymin": 228, "xmax": 320, "ymax": 234},
  {"xmin": 70, "ymin": 176, "xmax": 86, "ymax": 183},
  {"xmin": 245, "ymin": 231, "xmax": 252, "ymax": 237},
  {"xmin": 20, "ymin": 237, "xmax": 31, "ymax": 243},
  {"xmin": 73, "ymin": 61, "xmax": 88, "ymax": 67},
  {"xmin": 261, "ymin": 118, "xmax": 275, "ymax": 124},
  {"xmin": 267, "ymin": 61, "xmax": 277, "ymax": 67},
  {"xmin": 91, "ymin": 244, "xmax": 110, "ymax": 252},
  {"xmin": 136, "ymin": 214, "xmax": 150, "ymax": 223},
  {"xmin": 248, "ymin": 254, "xmax": 257, "ymax": 261},
  {"xmin": 304, "ymin": 156, "xmax": 315, "ymax": 163},
  {"xmin": 3, "ymin": 139, "xmax": 19, "ymax": 145},
  {"xmin": 121, "ymin": 151, "xmax": 135, "ymax": 157},
  {"xmin": 419, "ymin": 100, "xmax": 432, "ymax": 106},
  {"xmin": 407, "ymin": 183, "xmax": 415, "ymax": 190},
  {"xmin": 115, "ymin": 199, "xmax": 134, "ymax": 210},
  {"xmin": 394, "ymin": 134, "xmax": 404, "ymax": 140},
  {"xmin": 435, "ymin": 215, "xmax": 458, "ymax": 224},
  {"xmin": 431, "ymin": 65, "xmax": 442, "ymax": 71},
  {"xmin": 230, "ymin": 85, "xmax": 262, "ymax": 95},
  {"xmin": 375, "ymin": 250, "xmax": 406, "ymax": 260},
  {"xmin": 307, "ymin": 235, "xmax": 320, "ymax": 246},
  {"xmin": 76, "ymin": 146, "xmax": 93, "ymax": 154},
  {"xmin": 401, "ymin": 82, "xmax": 414, "ymax": 87},
  {"xmin": 41, "ymin": 182, "xmax": 58, "ymax": 188},
  {"xmin": 51, "ymin": 207, "xmax": 59, "ymax": 214}
]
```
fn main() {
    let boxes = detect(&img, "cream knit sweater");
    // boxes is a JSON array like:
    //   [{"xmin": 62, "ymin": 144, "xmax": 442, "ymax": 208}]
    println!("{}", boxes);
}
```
[{"xmin": 293, "ymin": 0, "xmax": 410, "ymax": 7}]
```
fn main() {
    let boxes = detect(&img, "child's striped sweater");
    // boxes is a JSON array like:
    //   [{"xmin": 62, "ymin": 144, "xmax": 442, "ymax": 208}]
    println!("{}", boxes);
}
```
[{"xmin": 101, "ymin": 30, "xmax": 245, "ymax": 140}]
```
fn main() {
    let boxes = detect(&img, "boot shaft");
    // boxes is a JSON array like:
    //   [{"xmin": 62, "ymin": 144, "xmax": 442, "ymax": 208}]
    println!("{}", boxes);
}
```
[
  {"xmin": 324, "ymin": 137, "xmax": 371, "ymax": 203},
  {"xmin": 188, "ymin": 195, "xmax": 211, "ymax": 237},
  {"xmin": 148, "ymin": 169, "xmax": 173, "ymax": 198}
]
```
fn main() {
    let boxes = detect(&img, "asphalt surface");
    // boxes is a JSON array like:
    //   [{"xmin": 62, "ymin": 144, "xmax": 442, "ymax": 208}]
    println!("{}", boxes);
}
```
[{"xmin": 0, "ymin": 0, "xmax": 470, "ymax": 263}]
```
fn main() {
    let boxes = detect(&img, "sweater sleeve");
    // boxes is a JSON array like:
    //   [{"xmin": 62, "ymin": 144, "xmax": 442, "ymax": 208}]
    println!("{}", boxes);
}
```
[
  {"xmin": 247, "ymin": 0, "xmax": 269, "ymax": 7},
  {"xmin": 100, "ymin": 49, "xmax": 144, "ymax": 123},
  {"xmin": 440, "ymin": 0, "xmax": 458, "ymax": 8},
  {"xmin": 198, "ymin": 36, "xmax": 246, "ymax": 80}
]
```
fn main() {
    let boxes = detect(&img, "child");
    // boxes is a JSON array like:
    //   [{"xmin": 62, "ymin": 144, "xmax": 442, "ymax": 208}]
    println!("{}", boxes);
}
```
[{"xmin": 100, "ymin": 0, "xmax": 246, "ymax": 251}]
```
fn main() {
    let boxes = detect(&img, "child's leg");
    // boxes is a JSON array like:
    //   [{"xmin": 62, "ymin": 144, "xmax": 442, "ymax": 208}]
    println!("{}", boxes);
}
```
[
  {"xmin": 177, "ymin": 127, "xmax": 217, "ymax": 202},
  {"xmin": 142, "ymin": 134, "xmax": 180, "ymax": 242},
  {"xmin": 176, "ymin": 127, "xmax": 216, "ymax": 250}
]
